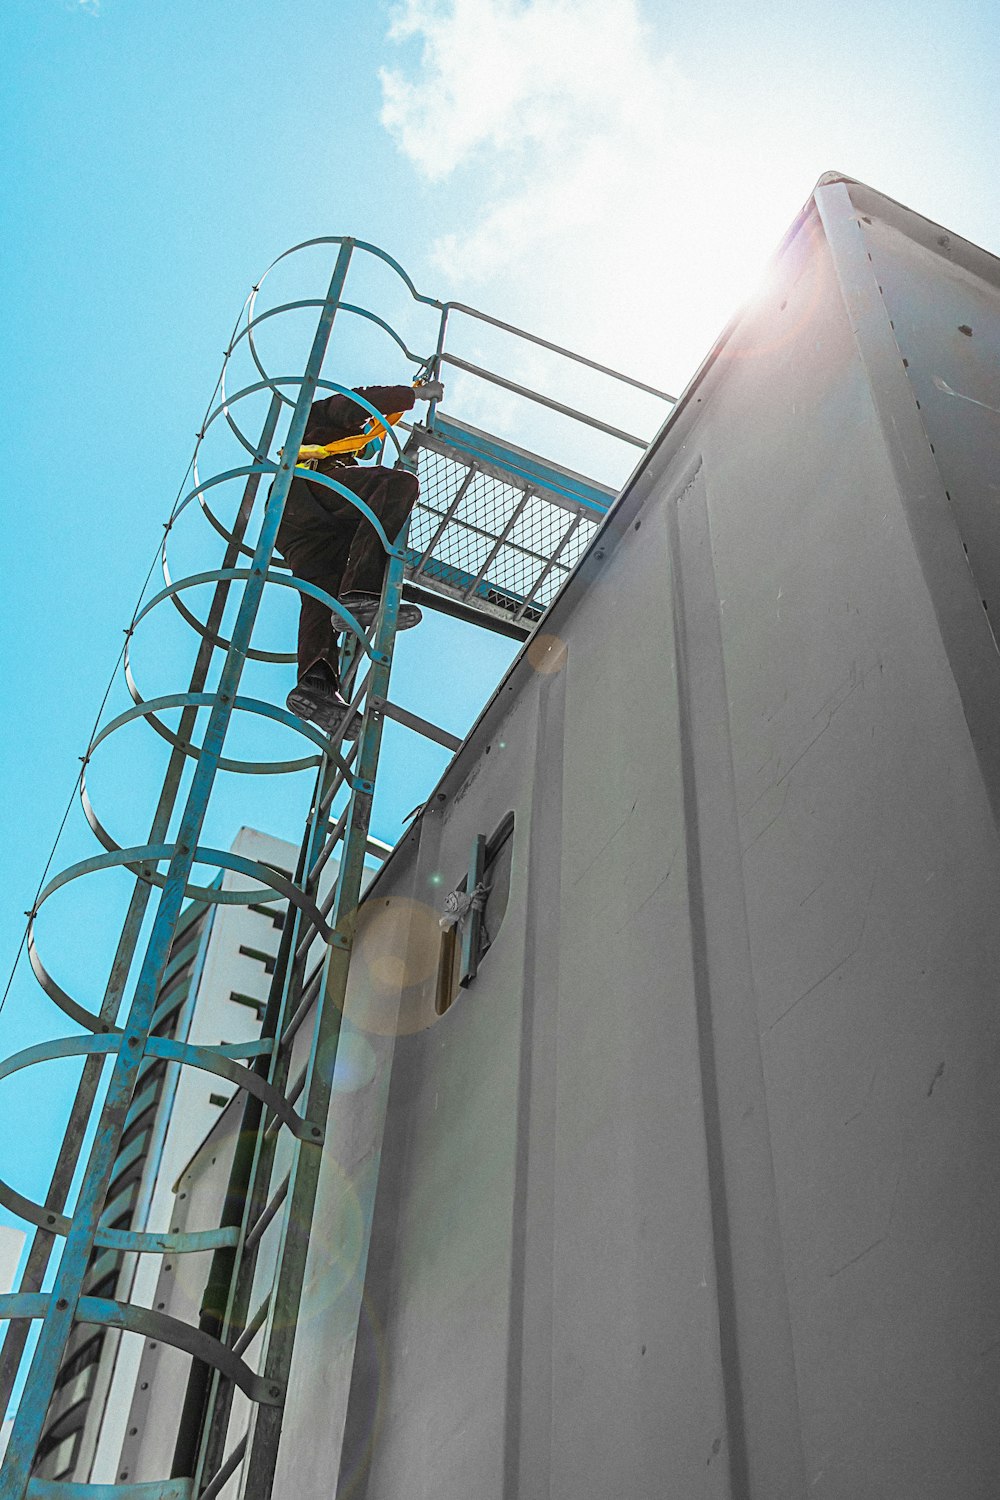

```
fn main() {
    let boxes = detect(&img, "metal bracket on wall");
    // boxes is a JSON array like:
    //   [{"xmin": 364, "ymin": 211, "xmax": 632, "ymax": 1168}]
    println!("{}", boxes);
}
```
[{"xmin": 459, "ymin": 834, "xmax": 487, "ymax": 988}]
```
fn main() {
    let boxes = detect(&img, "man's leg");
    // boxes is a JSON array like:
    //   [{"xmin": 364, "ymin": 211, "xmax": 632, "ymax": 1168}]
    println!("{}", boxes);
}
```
[
  {"xmin": 294, "ymin": 590, "xmax": 341, "ymax": 680},
  {"xmin": 336, "ymin": 468, "xmax": 422, "ymax": 629},
  {"xmin": 277, "ymin": 477, "xmax": 361, "ymax": 736}
]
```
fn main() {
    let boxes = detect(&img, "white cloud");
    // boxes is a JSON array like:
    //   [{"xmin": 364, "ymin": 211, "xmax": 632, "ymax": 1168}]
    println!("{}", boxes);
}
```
[{"xmin": 380, "ymin": 0, "xmax": 819, "ymax": 405}]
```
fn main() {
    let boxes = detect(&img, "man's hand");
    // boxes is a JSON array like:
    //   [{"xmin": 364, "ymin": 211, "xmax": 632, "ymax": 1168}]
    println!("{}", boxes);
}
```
[{"xmin": 413, "ymin": 378, "xmax": 445, "ymax": 403}]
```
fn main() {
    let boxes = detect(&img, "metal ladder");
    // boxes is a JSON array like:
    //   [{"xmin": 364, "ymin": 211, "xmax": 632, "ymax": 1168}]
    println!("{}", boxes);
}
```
[
  {"xmin": 0, "ymin": 239, "xmax": 414, "ymax": 1500},
  {"xmin": 0, "ymin": 232, "xmax": 670, "ymax": 1499}
]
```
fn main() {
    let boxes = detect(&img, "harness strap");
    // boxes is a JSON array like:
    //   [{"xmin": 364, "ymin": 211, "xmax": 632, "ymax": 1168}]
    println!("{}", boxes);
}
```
[{"xmin": 297, "ymin": 409, "xmax": 406, "ymax": 465}]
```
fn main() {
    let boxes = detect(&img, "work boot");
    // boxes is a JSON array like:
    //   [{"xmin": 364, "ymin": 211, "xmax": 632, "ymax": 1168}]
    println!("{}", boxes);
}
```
[
  {"xmin": 337, "ymin": 591, "xmax": 423, "ymax": 633},
  {"xmin": 286, "ymin": 670, "xmax": 362, "ymax": 740}
]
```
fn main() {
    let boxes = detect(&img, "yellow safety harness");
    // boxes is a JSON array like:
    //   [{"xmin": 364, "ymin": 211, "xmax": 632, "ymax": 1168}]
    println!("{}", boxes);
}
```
[{"xmin": 296, "ymin": 408, "xmax": 406, "ymax": 467}]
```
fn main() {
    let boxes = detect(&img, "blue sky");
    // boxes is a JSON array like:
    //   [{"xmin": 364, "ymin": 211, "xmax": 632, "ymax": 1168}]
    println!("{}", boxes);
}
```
[{"xmin": 1, "ymin": 0, "xmax": 998, "ymax": 1343}]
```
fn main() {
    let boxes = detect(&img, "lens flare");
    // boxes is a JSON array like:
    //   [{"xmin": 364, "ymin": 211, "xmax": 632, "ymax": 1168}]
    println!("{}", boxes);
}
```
[
  {"xmin": 337, "ymin": 896, "xmax": 445, "ymax": 1037},
  {"xmin": 526, "ymin": 631, "xmax": 567, "ymax": 675}
]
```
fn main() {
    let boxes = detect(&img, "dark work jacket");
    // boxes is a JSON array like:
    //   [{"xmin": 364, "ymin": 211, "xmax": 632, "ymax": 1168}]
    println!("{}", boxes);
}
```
[{"xmin": 303, "ymin": 385, "xmax": 415, "ymax": 477}]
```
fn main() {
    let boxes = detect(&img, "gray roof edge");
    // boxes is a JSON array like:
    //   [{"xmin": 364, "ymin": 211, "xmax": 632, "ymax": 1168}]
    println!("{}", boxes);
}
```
[{"xmin": 817, "ymin": 171, "xmax": 1000, "ymax": 288}]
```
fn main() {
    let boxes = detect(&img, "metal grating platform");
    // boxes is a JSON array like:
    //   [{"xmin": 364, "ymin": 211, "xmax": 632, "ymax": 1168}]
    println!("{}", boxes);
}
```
[{"xmin": 403, "ymin": 415, "xmax": 615, "ymax": 630}]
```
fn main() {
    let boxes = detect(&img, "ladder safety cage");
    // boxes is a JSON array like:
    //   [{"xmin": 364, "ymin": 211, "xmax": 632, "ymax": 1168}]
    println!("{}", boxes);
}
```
[{"xmin": 0, "ymin": 235, "xmax": 674, "ymax": 1500}]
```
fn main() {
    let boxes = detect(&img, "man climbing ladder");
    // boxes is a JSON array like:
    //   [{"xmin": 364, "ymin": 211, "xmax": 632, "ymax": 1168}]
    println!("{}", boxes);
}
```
[{"xmin": 279, "ymin": 377, "xmax": 443, "ymax": 735}]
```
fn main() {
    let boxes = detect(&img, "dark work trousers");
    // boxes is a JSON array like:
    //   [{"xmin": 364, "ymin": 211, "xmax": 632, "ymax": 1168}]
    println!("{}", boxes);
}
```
[{"xmin": 276, "ymin": 465, "xmax": 419, "ymax": 682}]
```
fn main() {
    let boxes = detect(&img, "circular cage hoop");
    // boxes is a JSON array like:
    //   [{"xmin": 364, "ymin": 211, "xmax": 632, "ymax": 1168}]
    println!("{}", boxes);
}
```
[
  {"xmin": 169, "ymin": 462, "xmax": 277, "ymax": 529},
  {"xmin": 0, "ymin": 1289, "xmax": 282, "ymax": 1406},
  {"xmin": 0, "ymin": 1033, "xmax": 126, "ymax": 1236},
  {"xmin": 132, "ymin": 565, "xmax": 383, "ymax": 666},
  {"xmin": 170, "ymin": 449, "xmax": 406, "ymax": 554},
  {"xmin": 151, "ymin": 557, "xmax": 296, "ymax": 664},
  {"xmin": 160, "ymin": 459, "xmax": 292, "ymax": 659},
  {"xmin": 189, "ymin": 461, "xmax": 402, "ymax": 573},
  {"xmin": 225, "ymin": 299, "xmax": 427, "ymax": 442},
  {"xmin": 255, "ymin": 233, "xmax": 438, "ymax": 308},
  {"xmin": 219, "ymin": 378, "xmax": 406, "ymax": 491},
  {"xmin": 188, "ymin": 480, "xmax": 291, "ymax": 578},
  {"xmin": 0, "ymin": 1031, "xmax": 315, "ymax": 1246},
  {"xmin": 27, "ymin": 844, "xmax": 333, "ymax": 1034},
  {"xmin": 238, "ymin": 234, "xmax": 439, "ymax": 412},
  {"xmin": 209, "ymin": 368, "xmax": 406, "ymax": 479},
  {"xmin": 173, "ymin": 378, "xmax": 408, "ymax": 590},
  {"xmin": 87, "ymin": 680, "xmax": 341, "ymax": 787},
  {"xmin": 198, "ymin": 372, "xmax": 353, "ymax": 468}
]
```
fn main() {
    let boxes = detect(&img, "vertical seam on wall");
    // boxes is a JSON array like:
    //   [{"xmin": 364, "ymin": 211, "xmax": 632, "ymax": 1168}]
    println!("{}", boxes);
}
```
[
  {"xmin": 667, "ymin": 464, "xmax": 749, "ymax": 1500},
  {"xmin": 668, "ymin": 460, "xmax": 806, "ymax": 1498},
  {"xmin": 503, "ymin": 662, "xmax": 567, "ymax": 1500}
]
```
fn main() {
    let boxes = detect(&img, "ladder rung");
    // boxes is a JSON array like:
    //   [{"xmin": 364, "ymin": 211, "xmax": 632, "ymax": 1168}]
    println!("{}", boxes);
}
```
[
  {"xmin": 318, "ymin": 880, "xmax": 337, "ymax": 921},
  {"xmin": 292, "ymin": 902, "xmax": 328, "ymax": 968},
  {"xmin": 317, "ymin": 736, "xmax": 360, "ymax": 818},
  {"xmin": 263, "ymin": 1069, "xmax": 306, "ymax": 1144},
  {"xmin": 317, "ymin": 776, "xmax": 340, "ymax": 820},
  {"xmin": 278, "ymin": 986, "xmax": 317, "ymax": 1057},
  {"xmin": 292, "ymin": 918, "xmax": 321, "ymax": 971},
  {"xmin": 275, "ymin": 966, "xmax": 324, "ymax": 1056},
  {"xmin": 305, "ymin": 807, "xmax": 349, "ymax": 893},
  {"xmin": 244, "ymin": 1175, "xmax": 289, "ymax": 1254},
  {"xmin": 287, "ymin": 958, "xmax": 324, "ymax": 1024},
  {"xmin": 285, "ymin": 1069, "xmax": 306, "ymax": 1108},
  {"xmin": 199, "ymin": 1432, "xmax": 248, "ymax": 1500},
  {"xmin": 232, "ymin": 1294, "xmax": 271, "ymax": 1359}
]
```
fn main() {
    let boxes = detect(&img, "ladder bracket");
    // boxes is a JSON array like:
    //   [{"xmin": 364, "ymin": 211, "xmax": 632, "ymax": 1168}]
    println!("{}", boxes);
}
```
[{"xmin": 368, "ymin": 695, "xmax": 462, "ymax": 752}]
